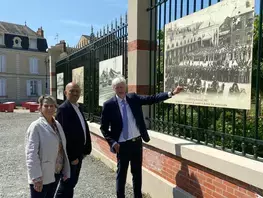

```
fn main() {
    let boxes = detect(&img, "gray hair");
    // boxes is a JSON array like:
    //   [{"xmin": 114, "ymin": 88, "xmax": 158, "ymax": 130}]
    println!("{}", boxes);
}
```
[
  {"xmin": 38, "ymin": 95, "xmax": 57, "ymax": 107},
  {"xmin": 112, "ymin": 76, "xmax": 126, "ymax": 87}
]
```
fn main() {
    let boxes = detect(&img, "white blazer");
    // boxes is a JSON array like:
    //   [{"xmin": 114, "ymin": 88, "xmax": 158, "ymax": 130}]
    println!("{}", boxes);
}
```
[{"xmin": 25, "ymin": 116, "xmax": 70, "ymax": 185}]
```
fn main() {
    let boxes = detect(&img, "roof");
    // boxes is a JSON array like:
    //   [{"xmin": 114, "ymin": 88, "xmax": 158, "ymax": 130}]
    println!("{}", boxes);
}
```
[
  {"xmin": 0, "ymin": 21, "xmax": 41, "ymax": 38},
  {"xmin": 82, "ymin": 35, "xmax": 90, "ymax": 39}
]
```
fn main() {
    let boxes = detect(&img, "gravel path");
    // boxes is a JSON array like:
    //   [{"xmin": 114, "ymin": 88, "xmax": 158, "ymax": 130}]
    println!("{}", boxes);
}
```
[{"xmin": 0, "ymin": 110, "xmax": 134, "ymax": 198}]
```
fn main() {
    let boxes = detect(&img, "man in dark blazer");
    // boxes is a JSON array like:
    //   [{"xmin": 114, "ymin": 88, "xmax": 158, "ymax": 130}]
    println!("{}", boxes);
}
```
[
  {"xmin": 55, "ymin": 82, "xmax": 92, "ymax": 198},
  {"xmin": 100, "ymin": 76, "xmax": 182, "ymax": 198}
]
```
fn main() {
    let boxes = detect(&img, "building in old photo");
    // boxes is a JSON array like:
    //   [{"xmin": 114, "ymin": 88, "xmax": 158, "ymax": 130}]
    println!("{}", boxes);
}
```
[
  {"xmin": 0, "ymin": 21, "xmax": 49, "ymax": 104},
  {"xmin": 164, "ymin": 0, "xmax": 254, "ymax": 109}
]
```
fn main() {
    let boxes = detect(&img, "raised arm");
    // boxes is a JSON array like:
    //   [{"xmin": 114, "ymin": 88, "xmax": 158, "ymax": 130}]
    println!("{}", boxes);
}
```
[
  {"xmin": 136, "ymin": 92, "xmax": 170, "ymax": 106},
  {"xmin": 136, "ymin": 86, "xmax": 183, "ymax": 105}
]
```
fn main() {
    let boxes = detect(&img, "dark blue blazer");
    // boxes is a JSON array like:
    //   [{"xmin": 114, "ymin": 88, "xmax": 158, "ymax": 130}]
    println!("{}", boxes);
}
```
[
  {"xmin": 100, "ymin": 92, "xmax": 170, "ymax": 149},
  {"xmin": 56, "ymin": 100, "xmax": 92, "ymax": 162}
]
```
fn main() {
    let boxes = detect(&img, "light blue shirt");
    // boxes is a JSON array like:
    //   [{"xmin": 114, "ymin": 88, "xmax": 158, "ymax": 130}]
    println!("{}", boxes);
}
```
[{"xmin": 116, "ymin": 95, "xmax": 141, "ymax": 142}]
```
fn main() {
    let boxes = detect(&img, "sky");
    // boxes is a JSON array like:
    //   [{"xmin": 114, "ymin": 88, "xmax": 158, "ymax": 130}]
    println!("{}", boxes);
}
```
[{"xmin": 0, "ymin": 0, "xmax": 261, "ymax": 48}]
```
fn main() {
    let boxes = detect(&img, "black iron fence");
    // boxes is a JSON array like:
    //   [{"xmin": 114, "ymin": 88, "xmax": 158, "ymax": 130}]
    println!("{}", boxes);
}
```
[
  {"xmin": 147, "ymin": 0, "xmax": 263, "ymax": 161},
  {"xmin": 56, "ymin": 16, "xmax": 128, "ymax": 122},
  {"xmin": 56, "ymin": 1, "xmax": 263, "ymax": 161}
]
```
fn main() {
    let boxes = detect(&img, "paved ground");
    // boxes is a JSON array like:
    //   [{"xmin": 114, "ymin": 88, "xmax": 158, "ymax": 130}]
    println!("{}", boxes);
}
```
[{"xmin": 0, "ymin": 110, "xmax": 134, "ymax": 198}]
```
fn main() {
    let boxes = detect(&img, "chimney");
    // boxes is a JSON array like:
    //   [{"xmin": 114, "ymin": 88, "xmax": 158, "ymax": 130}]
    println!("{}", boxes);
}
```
[
  {"xmin": 59, "ymin": 40, "xmax": 67, "ymax": 53},
  {"xmin": 37, "ymin": 27, "xmax": 44, "ymax": 37}
]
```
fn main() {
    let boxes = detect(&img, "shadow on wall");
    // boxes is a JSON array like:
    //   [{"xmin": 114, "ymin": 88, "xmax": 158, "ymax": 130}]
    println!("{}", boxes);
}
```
[
  {"xmin": 175, "ymin": 162, "xmax": 203, "ymax": 198},
  {"xmin": 174, "ymin": 143, "xmax": 203, "ymax": 198}
]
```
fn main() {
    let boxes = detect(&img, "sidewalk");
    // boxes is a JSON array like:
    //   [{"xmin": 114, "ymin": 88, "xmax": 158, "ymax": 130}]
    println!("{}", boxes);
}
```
[{"xmin": 0, "ymin": 110, "xmax": 134, "ymax": 198}]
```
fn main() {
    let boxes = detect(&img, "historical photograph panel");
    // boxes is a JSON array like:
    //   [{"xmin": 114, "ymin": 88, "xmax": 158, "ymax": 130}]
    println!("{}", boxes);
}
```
[
  {"xmin": 164, "ymin": 0, "xmax": 254, "ymax": 109},
  {"xmin": 99, "ymin": 55, "xmax": 123, "ymax": 106},
  {"xmin": 72, "ymin": 66, "xmax": 84, "ymax": 103},
  {"xmin": 56, "ymin": 72, "xmax": 64, "ymax": 100}
]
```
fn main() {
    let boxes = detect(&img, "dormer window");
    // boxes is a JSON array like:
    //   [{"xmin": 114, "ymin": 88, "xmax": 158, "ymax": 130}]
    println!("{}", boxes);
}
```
[
  {"xmin": 13, "ymin": 37, "xmax": 22, "ymax": 48},
  {"xmin": 29, "ymin": 38, "xmax": 37, "ymax": 49}
]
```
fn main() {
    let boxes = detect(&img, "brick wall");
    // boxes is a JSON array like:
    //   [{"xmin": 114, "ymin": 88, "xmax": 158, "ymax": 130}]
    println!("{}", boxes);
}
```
[{"xmin": 91, "ymin": 133, "xmax": 263, "ymax": 198}]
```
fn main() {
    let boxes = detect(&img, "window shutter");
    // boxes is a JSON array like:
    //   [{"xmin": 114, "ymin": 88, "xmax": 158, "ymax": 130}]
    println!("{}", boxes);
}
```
[
  {"xmin": 34, "ymin": 58, "xmax": 39, "ymax": 74},
  {"xmin": 2, "ymin": 79, "xmax": 6, "ymax": 96},
  {"xmin": 0, "ymin": 79, "xmax": 2, "ymax": 96},
  {"xmin": 38, "ymin": 80, "xmax": 42, "ymax": 96},
  {"xmin": 26, "ymin": 80, "xmax": 31, "ymax": 96},
  {"xmin": 29, "ymin": 58, "xmax": 33, "ymax": 73},
  {"xmin": 0, "ymin": 55, "xmax": 2, "ymax": 72},
  {"xmin": 2, "ymin": 55, "xmax": 6, "ymax": 72}
]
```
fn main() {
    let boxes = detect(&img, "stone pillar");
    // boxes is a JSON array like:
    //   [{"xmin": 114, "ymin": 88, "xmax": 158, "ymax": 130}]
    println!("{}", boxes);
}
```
[
  {"xmin": 127, "ymin": 0, "xmax": 156, "ymax": 124},
  {"xmin": 127, "ymin": 0, "xmax": 155, "ymax": 95}
]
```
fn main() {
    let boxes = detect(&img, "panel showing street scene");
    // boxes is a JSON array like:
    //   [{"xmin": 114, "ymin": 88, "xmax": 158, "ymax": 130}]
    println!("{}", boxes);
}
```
[
  {"xmin": 56, "ymin": 72, "xmax": 64, "ymax": 100},
  {"xmin": 72, "ymin": 66, "xmax": 84, "ymax": 103},
  {"xmin": 164, "ymin": 0, "xmax": 254, "ymax": 110},
  {"xmin": 99, "ymin": 55, "xmax": 123, "ymax": 106}
]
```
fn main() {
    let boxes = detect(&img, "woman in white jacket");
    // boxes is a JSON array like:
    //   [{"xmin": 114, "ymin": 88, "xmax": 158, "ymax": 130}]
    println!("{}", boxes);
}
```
[{"xmin": 25, "ymin": 95, "xmax": 70, "ymax": 198}]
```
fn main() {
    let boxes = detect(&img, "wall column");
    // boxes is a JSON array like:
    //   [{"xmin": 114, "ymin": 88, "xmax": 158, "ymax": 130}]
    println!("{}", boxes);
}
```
[
  {"xmin": 127, "ymin": 0, "xmax": 155, "ymax": 95},
  {"xmin": 128, "ymin": 0, "xmax": 156, "ymax": 125}
]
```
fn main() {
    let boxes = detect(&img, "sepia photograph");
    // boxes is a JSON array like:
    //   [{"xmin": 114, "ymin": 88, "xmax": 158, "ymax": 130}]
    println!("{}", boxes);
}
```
[
  {"xmin": 56, "ymin": 72, "xmax": 64, "ymax": 100},
  {"xmin": 72, "ymin": 66, "xmax": 84, "ymax": 103},
  {"xmin": 164, "ymin": 0, "xmax": 254, "ymax": 110},
  {"xmin": 99, "ymin": 55, "xmax": 123, "ymax": 106}
]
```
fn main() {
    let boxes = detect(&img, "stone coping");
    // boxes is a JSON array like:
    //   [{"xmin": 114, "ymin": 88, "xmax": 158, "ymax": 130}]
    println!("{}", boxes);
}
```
[{"xmin": 88, "ymin": 121, "xmax": 263, "ymax": 190}]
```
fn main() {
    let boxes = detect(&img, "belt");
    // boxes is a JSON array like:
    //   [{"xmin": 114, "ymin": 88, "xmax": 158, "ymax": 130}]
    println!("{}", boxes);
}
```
[{"xmin": 121, "ymin": 136, "xmax": 141, "ymax": 143}]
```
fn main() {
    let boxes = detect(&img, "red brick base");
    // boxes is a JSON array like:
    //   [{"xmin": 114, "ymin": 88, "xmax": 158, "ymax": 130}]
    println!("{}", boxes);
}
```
[
  {"xmin": 91, "ymin": 133, "xmax": 263, "ymax": 198},
  {"xmin": 128, "ymin": 39, "xmax": 156, "ymax": 52}
]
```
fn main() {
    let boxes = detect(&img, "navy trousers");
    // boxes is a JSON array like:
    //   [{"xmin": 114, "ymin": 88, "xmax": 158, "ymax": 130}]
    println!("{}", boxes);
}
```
[
  {"xmin": 29, "ymin": 174, "xmax": 60, "ymax": 198},
  {"xmin": 116, "ymin": 138, "xmax": 143, "ymax": 198},
  {"xmin": 55, "ymin": 158, "xmax": 82, "ymax": 198}
]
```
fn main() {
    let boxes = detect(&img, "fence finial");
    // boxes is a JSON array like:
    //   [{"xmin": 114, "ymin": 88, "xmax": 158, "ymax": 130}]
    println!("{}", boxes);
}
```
[
  {"xmin": 100, "ymin": 29, "xmax": 102, "ymax": 37},
  {"xmin": 115, "ymin": 18, "xmax": 118, "ymax": 29},
  {"xmin": 125, "ymin": 12, "xmax": 127, "ymax": 24},
  {"xmin": 120, "ymin": 15, "xmax": 123, "ymax": 26},
  {"xmin": 103, "ymin": 26, "xmax": 106, "ymax": 35},
  {"xmin": 97, "ymin": 31, "xmax": 99, "ymax": 38},
  {"xmin": 111, "ymin": 21, "xmax": 114, "ymax": 30},
  {"xmin": 91, "ymin": 25, "xmax": 94, "ymax": 34},
  {"xmin": 107, "ymin": 24, "xmax": 109, "ymax": 33}
]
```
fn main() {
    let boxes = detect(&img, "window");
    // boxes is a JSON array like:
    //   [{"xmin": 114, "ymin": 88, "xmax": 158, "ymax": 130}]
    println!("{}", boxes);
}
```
[
  {"xmin": 0, "ymin": 34, "xmax": 4, "ymax": 45},
  {"xmin": 0, "ymin": 55, "xmax": 6, "ymax": 72},
  {"xmin": 0, "ymin": 78, "xmax": 6, "ymax": 96},
  {"xmin": 13, "ymin": 37, "xmax": 22, "ymax": 48},
  {"xmin": 29, "ymin": 39, "xmax": 37, "ymax": 49},
  {"xmin": 27, "ymin": 80, "xmax": 42, "ymax": 96},
  {"xmin": 29, "ymin": 57, "xmax": 38, "ymax": 74}
]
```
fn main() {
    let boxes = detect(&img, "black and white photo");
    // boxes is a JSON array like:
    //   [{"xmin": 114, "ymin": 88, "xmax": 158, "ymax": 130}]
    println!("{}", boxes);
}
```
[
  {"xmin": 56, "ymin": 72, "xmax": 64, "ymax": 100},
  {"xmin": 164, "ymin": 0, "xmax": 254, "ymax": 109},
  {"xmin": 99, "ymin": 55, "xmax": 123, "ymax": 106},
  {"xmin": 72, "ymin": 66, "xmax": 84, "ymax": 103}
]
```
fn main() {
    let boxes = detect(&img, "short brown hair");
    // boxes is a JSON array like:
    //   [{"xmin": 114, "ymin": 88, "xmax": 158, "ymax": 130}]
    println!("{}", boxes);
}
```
[{"xmin": 38, "ymin": 95, "xmax": 57, "ymax": 107}]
